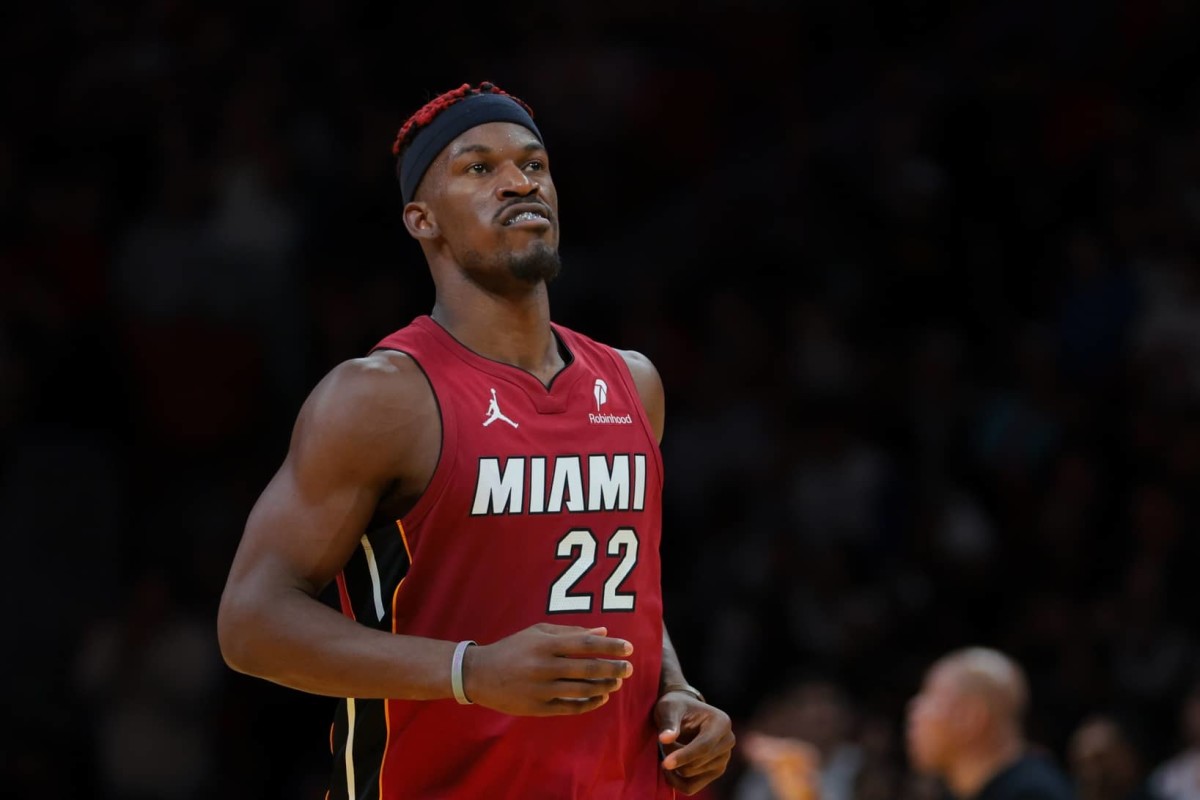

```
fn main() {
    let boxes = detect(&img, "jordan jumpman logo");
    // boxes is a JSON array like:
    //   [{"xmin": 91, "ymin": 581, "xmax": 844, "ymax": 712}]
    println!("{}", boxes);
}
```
[{"xmin": 483, "ymin": 388, "xmax": 519, "ymax": 428}]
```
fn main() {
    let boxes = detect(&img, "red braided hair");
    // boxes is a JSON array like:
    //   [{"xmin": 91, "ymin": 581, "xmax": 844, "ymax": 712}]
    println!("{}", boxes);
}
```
[{"xmin": 391, "ymin": 81, "xmax": 534, "ymax": 158}]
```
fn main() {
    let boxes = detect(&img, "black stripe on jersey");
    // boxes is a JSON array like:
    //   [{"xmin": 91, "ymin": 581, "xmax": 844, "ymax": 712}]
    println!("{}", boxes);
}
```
[
  {"xmin": 328, "ymin": 523, "xmax": 408, "ymax": 799},
  {"xmin": 328, "ymin": 697, "xmax": 388, "ymax": 800},
  {"xmin": 339, "ymin": 522, "xmax": 410, "ymax": 632}
]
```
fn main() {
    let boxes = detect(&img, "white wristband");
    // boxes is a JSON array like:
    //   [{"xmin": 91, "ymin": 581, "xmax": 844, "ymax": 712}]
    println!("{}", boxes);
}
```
[{"xmin": 451, "ymin": 640, "xmax": 477, "ymax": 705}]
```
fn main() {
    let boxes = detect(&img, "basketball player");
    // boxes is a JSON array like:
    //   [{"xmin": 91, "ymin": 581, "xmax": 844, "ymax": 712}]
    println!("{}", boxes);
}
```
[{"xmin": 217, "ymin": 82, "xmax": 734, "ymax": 798}]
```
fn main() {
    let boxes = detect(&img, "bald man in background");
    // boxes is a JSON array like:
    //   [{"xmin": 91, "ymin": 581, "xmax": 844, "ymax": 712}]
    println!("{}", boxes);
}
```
[{"xmin": 907, "ymin": 648, "xmax": 1075, "ymax": 800}]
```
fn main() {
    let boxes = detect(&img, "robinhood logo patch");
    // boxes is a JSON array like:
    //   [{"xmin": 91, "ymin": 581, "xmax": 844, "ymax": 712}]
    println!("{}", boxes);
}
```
[
  {"xmin": 589, "ymin": 377, "xmax": 632, "ymax": 423},
  {"xmin": 589, "ymin": 412, "xmax": 633, "ymax": 424}
]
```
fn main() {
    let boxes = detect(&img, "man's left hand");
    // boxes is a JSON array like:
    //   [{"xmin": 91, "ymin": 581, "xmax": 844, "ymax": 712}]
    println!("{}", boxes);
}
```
[{"xmin": 654, "ymin": 690, "xmax": 736, "ymax": 795}]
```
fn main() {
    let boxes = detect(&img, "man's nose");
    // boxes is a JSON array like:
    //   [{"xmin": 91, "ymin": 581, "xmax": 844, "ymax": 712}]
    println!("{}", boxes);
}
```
[{"xmin": 495, "ymin": 162, "xmax": 540, "ymax": 198}]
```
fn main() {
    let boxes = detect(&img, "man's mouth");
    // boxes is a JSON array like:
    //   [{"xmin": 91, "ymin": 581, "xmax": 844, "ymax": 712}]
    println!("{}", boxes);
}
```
[
  {"xmin": 504, "ymin": 210, "xmax": 548, "ymax": 226},
  {"xmin": 500, "ymin": 203, "xmax": 553, "ymax": 227}
]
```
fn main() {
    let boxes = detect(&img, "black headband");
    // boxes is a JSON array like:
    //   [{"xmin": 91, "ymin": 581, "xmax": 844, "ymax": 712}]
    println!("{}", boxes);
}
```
[{"xmin": 398, "ymin": 93, "xmax": 543, "ymax": 204}]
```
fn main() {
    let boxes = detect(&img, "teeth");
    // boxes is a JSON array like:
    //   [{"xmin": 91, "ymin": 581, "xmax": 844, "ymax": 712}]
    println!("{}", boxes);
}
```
[{"xmin": 506, "ymin": 211, "xmax": 545, "ymax": 225}]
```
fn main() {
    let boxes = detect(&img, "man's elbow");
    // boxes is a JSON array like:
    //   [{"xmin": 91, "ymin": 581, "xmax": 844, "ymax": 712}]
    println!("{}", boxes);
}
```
[{"xmin": 217, "ymin": 590, "xmax": 262, "ymax": 676}]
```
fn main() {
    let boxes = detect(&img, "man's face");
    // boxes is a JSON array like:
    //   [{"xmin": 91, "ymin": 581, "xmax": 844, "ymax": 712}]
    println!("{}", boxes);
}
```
[
  {"xmin": 1069, "ymin": 719, "xmax": 1134, "ymax": 798},
  {"xmin": 418, "ymin": 121, "xmax": 561, "ymax": 289},
  {"xmin": 906, "ymin": 664, "xmax": 961, "ymax": 775}
]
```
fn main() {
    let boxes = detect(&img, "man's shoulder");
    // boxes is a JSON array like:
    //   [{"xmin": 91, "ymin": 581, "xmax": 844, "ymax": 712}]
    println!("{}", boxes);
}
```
[
  {"xmin": 299, "ymin": 351, "xmax": 435, "ymax": 443},
  {"xmin": 979, "ymin": 753, "xmax": 1073, "ymax": 800},
  {"xmin": 285, "ymin": 350, "xmax": 440, "ymax": 480},
  {"xmin": 611, "ymin": 347, "xmax": 656, "ymax": 376},
  {"xmin": 325, "ymin": 350, "xmax": 429, "ymax": 402}
]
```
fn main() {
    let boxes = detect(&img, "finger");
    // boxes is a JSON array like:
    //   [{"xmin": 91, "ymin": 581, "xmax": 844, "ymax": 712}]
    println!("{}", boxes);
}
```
[
  {"xmin": 662, "ymin": 739, "xmax": 707, "ymax": 771},
  {"xmin": 544, "ymin": 694, "xmax": 609, "ymax": 715},
  {"xmin": 656, "ymin": 700, "xmax": 684, "ymax": 743},
  {"xmin": 552, "ymin": 632, "xmax": 634, "ymax": 658},
  {"xmin": 550, "ymin": 677, "xmax": 623, "ymax": 698},
  {"xmin": 664, "ymin": 767, "xmax": 722, "ymax": 796},
  {"xmin": 533, "ymin": 623, "xmax": 608, "ymax": 636},
  {"xmin": 661, "ymin": 727, "xmax": 732, "ymax": 771},
  {"xmin": 672, "ymin": 750, "xmax": 731, "ymax": 779},
  {"xmin": 556, "ymin": 657, "xmax": 633, "ymax": 681}
]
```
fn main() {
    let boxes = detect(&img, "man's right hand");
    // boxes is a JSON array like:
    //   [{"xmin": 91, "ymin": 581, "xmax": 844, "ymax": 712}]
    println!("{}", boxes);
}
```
[{"xmin": 462, "ymin": 623, "xmax": 634, "ymax": 716}]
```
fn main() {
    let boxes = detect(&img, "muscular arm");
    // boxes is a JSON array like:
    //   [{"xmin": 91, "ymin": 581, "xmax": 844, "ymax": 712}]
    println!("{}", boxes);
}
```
[
  {"xmin": 219, "ymin": 352, "xmax": 632, "ymax": 710},
  {"xmin": 218, "ymin": 353, "xmax": 455, "ymax": 699}
]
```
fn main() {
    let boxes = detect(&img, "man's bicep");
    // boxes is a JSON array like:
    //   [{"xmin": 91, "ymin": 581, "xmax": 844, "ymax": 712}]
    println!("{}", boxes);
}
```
[
  {"xmin": 233, "ymin": 457, "xmax": 382, "ymax": 596},
  {"xmin": 226, "ymin": 360, "xmax": 408, "ymax": 597}
]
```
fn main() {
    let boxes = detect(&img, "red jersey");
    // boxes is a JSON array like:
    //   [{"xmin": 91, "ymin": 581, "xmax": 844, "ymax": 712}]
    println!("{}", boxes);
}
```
[{"xmin": 328, "ymin": 316, "xmax": 672, "ymax": 800}]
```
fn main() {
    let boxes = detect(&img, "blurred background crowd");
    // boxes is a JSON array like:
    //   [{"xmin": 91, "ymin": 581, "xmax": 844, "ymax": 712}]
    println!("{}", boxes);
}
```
[{"xmin": 3, "ymin": 0, "xmax": 1199, "ymax": 798}]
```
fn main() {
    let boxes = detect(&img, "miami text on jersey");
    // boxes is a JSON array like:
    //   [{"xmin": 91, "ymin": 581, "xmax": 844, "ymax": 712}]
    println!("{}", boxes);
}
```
[{"xmin": 471, "ymin": 454, "xmax": 649, "ymax": 516}]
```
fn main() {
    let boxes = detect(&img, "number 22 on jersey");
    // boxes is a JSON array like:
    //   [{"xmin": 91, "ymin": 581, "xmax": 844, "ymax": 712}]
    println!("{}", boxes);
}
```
[{"xmin": 547, "ymin": 527, "xmax": 639, "ymax": 613}]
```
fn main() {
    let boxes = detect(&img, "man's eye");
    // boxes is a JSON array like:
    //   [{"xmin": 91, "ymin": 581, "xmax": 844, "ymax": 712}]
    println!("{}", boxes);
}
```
[
  {"xmin": 468, "ymin": 163, "xmax": 488, "ymax": 174},
  {"xmin": 525, "ymin": 161, "xmax": 544, "ymax": 172}
]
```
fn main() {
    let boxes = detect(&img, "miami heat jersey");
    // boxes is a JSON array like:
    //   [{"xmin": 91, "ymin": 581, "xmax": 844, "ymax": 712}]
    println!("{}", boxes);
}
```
[{"xmin": 327, "ymin": 315, "xmax": 672, "ymax": 800}]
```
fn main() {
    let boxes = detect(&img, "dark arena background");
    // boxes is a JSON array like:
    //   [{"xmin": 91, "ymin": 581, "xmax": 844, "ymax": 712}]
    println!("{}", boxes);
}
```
[{"xmin": 4, "ymin": 1, "xmax": 1200, "ymax": 798}]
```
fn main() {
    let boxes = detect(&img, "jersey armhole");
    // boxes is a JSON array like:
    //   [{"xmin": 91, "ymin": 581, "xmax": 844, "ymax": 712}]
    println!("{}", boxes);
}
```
[
  {"xmin": 370, "ymin": 347, "xmax": 458, "ymax": 533},
  {"xmin": 603, "ymin": 347, "xmax": 665, "ymax": 489}
]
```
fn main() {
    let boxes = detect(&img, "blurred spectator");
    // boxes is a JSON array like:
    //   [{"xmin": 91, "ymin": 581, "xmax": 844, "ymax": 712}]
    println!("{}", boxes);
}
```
[
  {"xmin": 1069, "ymin": 714, "xmax": 1162, "ymax": 800},
  {"xmin": 742, "ymin": 733, "xmax": 823, "ymax": 800},
  {"xmin": 906, "ymin": 648, "xmax": 1074, "ymax": 800},
  {"xmin": 735, "ymin": 680, "xmax": 863, "ymax": 800},
  {"xmin": 1149, "ymin": 683, "xmax": 1200, "ymax": 800}
]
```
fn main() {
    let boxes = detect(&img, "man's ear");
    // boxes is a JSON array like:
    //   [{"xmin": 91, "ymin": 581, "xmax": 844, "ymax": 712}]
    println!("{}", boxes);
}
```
[{"xmin": 403, "ymin": 201, "xmax": 438, "ymax": 240}]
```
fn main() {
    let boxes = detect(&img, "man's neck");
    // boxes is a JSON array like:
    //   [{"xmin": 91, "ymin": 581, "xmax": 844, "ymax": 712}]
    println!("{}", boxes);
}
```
[
  {"xmin": 431, "ymin": 284, "xmax": 562, "ymax": 384},
  {"xmin": 946, "ymin": 737, "xmax": 1024, "ymax": 800}
]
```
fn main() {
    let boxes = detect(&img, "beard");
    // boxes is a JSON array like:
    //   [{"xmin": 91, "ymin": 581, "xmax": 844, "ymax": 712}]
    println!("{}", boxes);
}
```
[
  {"xmin": 461, "ymin": 240, "xmax": 562, "ymax": 290},
  {"xmin": 509, "ymin": 242, "xmax": 562, "ymax": 284}
]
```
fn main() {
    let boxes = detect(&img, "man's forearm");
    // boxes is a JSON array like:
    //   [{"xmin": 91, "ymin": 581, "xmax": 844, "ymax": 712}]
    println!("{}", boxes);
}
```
[
  {"xmin": 219, "ymin": 583, "xmax": 457, "ymax": 700},
  {"xmin": 659, "ymin": 626, "xmax": 702, "ymax": 700}
]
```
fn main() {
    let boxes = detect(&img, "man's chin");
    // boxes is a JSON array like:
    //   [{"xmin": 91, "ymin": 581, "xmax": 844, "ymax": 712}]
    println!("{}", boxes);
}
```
[
  {"xmin": 459, "ymin": 243, "xmax": 562, "ymax": 290},
  {"xmin": 508, "ymin": 244, "xmax": 562, "ymax": 285}
]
